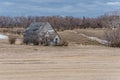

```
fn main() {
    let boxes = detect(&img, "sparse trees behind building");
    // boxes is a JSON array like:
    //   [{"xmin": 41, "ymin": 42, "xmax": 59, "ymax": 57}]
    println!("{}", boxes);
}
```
[{"xmin": 0, "ymin": 15, "xmax": 114, "ymax": 30}]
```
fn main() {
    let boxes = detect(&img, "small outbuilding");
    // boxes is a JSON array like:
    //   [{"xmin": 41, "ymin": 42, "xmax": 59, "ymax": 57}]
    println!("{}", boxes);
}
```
[{"xmin": 23, "ymin": 22, "xmax": 62, "ymax": 46}]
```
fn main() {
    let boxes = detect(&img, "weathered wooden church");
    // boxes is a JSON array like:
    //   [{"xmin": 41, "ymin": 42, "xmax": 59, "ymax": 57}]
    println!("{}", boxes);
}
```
[{"xmin": 23, "ymin": 22, "xmax": 62, "ymax": 46}]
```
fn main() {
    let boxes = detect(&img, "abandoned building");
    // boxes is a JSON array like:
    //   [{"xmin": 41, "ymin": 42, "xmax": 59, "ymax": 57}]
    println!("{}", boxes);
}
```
[{"xmin": 23, "ymin": 22, "xmax": 62, "ymax": 46}]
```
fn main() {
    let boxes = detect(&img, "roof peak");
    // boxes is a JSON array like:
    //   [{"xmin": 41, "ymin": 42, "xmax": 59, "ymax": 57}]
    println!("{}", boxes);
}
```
[{"xmin": 32, "ymin": 22, "xmax": 49, "ymax": 24}]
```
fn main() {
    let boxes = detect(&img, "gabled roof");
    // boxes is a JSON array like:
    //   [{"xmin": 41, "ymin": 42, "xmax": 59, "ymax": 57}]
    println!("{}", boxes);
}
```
[
  {"xmin": 26, "ymin": 22, "xmax": 55, "ymax": 32},
  {"xmin": 27, "ymin": 22, "xmax": 47, "ymax": 30},
  {"xmin": 25, "ymin": 22, "xmax": 61, "ymax": 40}
]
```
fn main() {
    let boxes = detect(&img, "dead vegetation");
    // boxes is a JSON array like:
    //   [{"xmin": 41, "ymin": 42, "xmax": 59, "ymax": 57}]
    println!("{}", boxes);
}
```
[
  {"xmin": 0, "ymin": 28, "xmax": 120, "ymax": 47},
  {"xmin": 105, "ymin": 28, "xmax": 120, "ymax": 47},
  {"xmin": 0, "ymin": 28, "xmax": 120, "ymax": 80},
  {"xmin": 0, "ymin": 28, "xmax": 105, "ymax": 46},
  {"xmin": 59, "ymin": 30, "xmax": 102, "ymax": 45},
  {"xmin": 8, "ymin": 35, "xmax": 17, "ymax": 44},
  {"xmin": 55, "ymin": 40, "xmax": 68, "ymax": 46},
  {"xmin": 0, "ymin": 39, "xmax": 120, "ymax": 80},
  {"xmin": 75, "ymin": 28, "xmax": 106, "ymax": 39},
  {"xmin": 0, "ymin": 28, "xmax": 24, "ymax": 35}
]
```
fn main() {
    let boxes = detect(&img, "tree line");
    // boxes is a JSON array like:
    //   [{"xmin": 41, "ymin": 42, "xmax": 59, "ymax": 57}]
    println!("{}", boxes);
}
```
[{"xmin": 0, "ymin": 13, "xmax": 119, "ymax": 31}]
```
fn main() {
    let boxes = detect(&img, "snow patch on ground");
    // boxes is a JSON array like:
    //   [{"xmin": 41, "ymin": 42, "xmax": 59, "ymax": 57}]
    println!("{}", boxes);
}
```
[{"xmin": 0, "ymin": 34, "xmax": 8, "ymax": 39}]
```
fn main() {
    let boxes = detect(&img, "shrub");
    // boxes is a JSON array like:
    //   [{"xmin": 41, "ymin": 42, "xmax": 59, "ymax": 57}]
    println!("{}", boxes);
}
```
[
  {"xmin": 105, "ymin": 28, "xmax": 120, "ymax": 47},
  {"xmin": 62, "ymin": 40, "xmax": 68, "ymax": 46},
  {"xmin": 15, "ymin": 38, "xmax": 23, "ymax": 45},
  {"xmin": 8, "ymin": 35, "xmax": 17, "ymax": 44},
  {"xmin": 56, "ymin": 40, "xmax": 68, "ymax": 46}
]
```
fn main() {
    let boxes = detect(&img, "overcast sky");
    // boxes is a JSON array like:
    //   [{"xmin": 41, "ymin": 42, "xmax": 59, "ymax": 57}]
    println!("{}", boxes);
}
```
[{"xmin": 0, "ymin": 0, "xmax": 120, "ymax": 17}]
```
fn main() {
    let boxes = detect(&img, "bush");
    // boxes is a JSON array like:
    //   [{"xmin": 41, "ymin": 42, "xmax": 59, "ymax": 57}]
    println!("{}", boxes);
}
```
[
  {"xmin": 8, "ymin": 35, "xmax": 17, "ymax": 44},
  {"xmin": 105, "ymin": 28, "xmax": 120, "ymax": 47},
  {"xmin": 56, "ymin": 40, "xmax": 68, "ymax": 46},
  {"xmin": 62, "ymin": 40, "xmax": 68, "ymax": 46},
  {"xmin": 15, "ymin": 38, "xmax": 23, "ymax": 45}
]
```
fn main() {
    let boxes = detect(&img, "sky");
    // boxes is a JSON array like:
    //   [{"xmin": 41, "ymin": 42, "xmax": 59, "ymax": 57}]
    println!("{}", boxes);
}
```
[{"xmin": 0, "ymin": 0, "xmax": 120, "ymax": 17}]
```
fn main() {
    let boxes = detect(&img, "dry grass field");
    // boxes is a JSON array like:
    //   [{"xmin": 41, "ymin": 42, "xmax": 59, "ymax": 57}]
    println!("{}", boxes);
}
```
[
  {"xmin": 75, "ymin": 28, "xmax": 106, "ymax": 39},
  {"xmin": 0, "ymin": 29, "xmax": 120, "ymax": 80},
  {"xmin": 59, "ymin": 30, "xmax": 102, "ymax": 45}
]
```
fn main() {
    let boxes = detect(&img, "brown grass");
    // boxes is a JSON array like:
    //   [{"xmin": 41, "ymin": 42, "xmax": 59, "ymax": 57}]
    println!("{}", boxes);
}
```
[
  {"xmin": 0, "ymin": 39, "xmax": 120, "ymax": 80},
  {"xmin": 105, "ymin": 28, "xmax": 120, "ymax": 47},
  {"xmin": 0, "ymin": 29, "xmax": 120, "ymax": 80},
  {"xmin": 0, "ymin": 28, "xmax": 106, "ymax": 46},
  {"xmin": 59, "ymin": 30, "xmax": 102, "ymax": 45},
  {"xmin": 8, "ymin": 35, "xmax": 17, "ymax": 44},
  {"xmin": 75, "ymin": 28, "xmax": 106, "ymax": 39},
  {"xmin": 0, "ymin": 28, "xmax": 24, "ymax": 35}
]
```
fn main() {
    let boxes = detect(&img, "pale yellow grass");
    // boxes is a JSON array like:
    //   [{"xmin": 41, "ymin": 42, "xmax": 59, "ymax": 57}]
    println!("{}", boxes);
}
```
[
  {"xmin": 59, "ymin": 30, "xmax": 102, "ymax": 45},
  {"xmin": 0, "ymin": 28, "xmax": 24, "ymax": 34},
  {"xmin": 75, "ymin": 28, "xmax": 106, "ymax": 39},
  {"xmin": 0, "ymin": 28, "xmax": 106, "ymax": 45},
  {"xmin": 0, "ymin": 40, "xmax": 120, "ymax": 80}
]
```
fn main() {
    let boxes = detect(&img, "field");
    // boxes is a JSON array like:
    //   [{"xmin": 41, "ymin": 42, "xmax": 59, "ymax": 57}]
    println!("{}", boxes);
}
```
[{"xmin": 0, "ymin": 29, "xmax": 120, "ymax": 80}]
